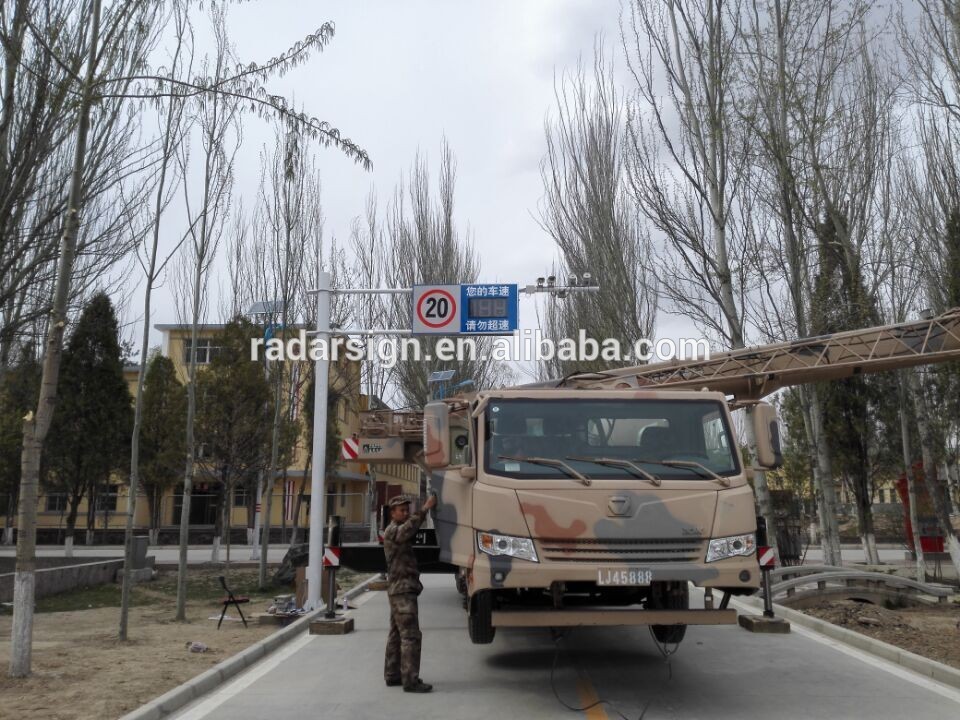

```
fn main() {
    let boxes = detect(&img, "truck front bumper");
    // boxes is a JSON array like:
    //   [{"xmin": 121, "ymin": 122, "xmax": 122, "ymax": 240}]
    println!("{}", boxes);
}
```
[{"xmin": 470, "ymin": 552, "xmax": 760, "ymax": 593}]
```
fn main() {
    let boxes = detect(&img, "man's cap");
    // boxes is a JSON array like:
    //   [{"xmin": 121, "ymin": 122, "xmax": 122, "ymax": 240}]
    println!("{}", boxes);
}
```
[{"xmin": 388, "ymin": 495, "xmax": 412, "ymax": 508}]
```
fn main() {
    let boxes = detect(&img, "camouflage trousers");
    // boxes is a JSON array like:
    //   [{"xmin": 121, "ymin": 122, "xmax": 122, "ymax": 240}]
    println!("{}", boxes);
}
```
[{"xmin": 384, "ymin": 593, "xmax": 422, "ymax": 687}]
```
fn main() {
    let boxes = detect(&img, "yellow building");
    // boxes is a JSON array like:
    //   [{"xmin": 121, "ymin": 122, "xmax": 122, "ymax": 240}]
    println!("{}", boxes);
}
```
[{"xmin": 2, "ymin": 323, "xmax": 420, "ymax": 544}]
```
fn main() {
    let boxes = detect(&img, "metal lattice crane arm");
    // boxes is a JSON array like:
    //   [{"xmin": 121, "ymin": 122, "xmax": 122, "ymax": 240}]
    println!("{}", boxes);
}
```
[
  {"xmin": 358, "ymin": 309, "xmax": 960, "ymax": 438},
  {"xmin": 564, "ymin": 308, "xmax": 960, "ymax": 401}
]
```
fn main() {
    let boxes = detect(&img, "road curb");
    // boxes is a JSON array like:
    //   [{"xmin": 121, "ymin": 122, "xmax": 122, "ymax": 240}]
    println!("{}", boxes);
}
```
[
  {"xmin": 118, "ymin": 573, "xmax": 379, "ymax": 720},
  {"xmin": 736, "ymin": 595, "xmax": 960, "ymax": 690}
]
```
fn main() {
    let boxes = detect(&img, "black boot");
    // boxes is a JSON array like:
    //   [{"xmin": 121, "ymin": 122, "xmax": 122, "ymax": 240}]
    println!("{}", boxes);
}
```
[{"xmin": 403, "ymin": 680, "xmax": 433, "ymax": 693}]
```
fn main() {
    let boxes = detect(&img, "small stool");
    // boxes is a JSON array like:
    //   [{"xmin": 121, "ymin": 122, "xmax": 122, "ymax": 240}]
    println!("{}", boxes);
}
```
[{"xmin": 217, "ymin": 575, "xmax": 249, "ymax": 629}]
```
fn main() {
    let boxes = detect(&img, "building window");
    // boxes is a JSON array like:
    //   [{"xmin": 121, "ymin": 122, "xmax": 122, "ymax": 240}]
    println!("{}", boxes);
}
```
[
  {"xmin": 45, "ymin": 494, "xmax": 67, "ymax": 512},
  {"xmin": 234, "ymin": 486, "xmax": 249, "ymax": 508},
  {"xmin": 95, "ymin": 489, "xmax": 118, "ymax": 512},
  {"xmin": 183, "ymin": 337, "xmax": 221, "ymax": 365}
]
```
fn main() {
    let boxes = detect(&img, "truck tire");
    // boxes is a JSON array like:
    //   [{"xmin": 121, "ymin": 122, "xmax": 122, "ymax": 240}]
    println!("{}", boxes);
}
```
[
  {"xmin": 468, "ymin": 590, "xmax": 496, "ymax": 644},
  {"xmin": 650, "ymin": 581, "xmax": 688, "ymax": 645}
]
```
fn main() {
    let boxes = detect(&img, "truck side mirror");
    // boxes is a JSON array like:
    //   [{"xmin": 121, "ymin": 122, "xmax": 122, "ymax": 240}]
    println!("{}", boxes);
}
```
[
  {"xmin": 752, "ymin": 402, "xmax": 783, "ymax": 469},
  {"xmin": 423, "ymin": 402, "xmax": 451, "ymax": 469}
]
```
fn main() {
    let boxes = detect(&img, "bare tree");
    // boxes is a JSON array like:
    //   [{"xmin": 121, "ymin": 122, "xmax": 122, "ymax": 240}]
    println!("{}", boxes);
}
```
[
  {"xmin": 10, "ymin": 0, "xmax": 370, "ymax": 674},
  {"xmin": 254, "ymin": 124, "xmax": 322, "ymax": 587},
  {"xmin": 621, "ymin": 0, "xmax": 784, "ymax": 556},
  {"xmin": 538, "ymin": 45, "xmax": 657, "ymax": 378},
  {"xmin": 387, "ymin": 144, "xmax": 503, "ymax": 407},
  {"xmin": 172, "ymin": 1, "xmax": 240, "ymax": 609},
  {"xmin": 736, "ymin": 0, "xmax": 875, "ymax": 566},
  {"xmin": 119, "ymin": 0, "xmax": 193, "ymax": 641},
  {"xmin": 8, "ymin": 0, "xmax": 167, "ymax": 679}
]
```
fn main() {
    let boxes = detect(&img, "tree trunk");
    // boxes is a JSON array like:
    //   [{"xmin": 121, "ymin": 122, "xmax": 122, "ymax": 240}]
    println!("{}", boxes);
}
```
[
  {"xmin": 802, "ymin": 386, "xmax": 842, "ymax": 566},
  {"xmin": 290, "ymin": 451, "xmax": 311, "ymax": 547},
  {"xmin": 211, "ymin": 474, "xmax": 224, "ymax": 564},
  {"xmin": 147, "ymin": 486, "xmax": 160, "ymax": 546},
  {"xmin": 4, "ymin": 491, "xmax": 17, "ymax": 545},
  {"xmin": 64, "ymin": 496, "xmax": 82, "ymax": 558},
  {"xmin": 910, "ymin": 371, "xmax": 960, "ymax": 578},
  {"xmin": 854, "ymin": 489, "xmax": 880, "ymax": 565},
  {"xmin": 898, "ymin": 375, "xmax": 926, "ymax": 581},
  {"xmin": 9, "ymin": 0, "xmax": 102, "ymax": 677},
  {"xmin": 259, "ymin": 365, "xmax": 284, "ymax": 588},
  {"xmin": 85, "ymin": 483, "xmax": 97, "ymax": 547}
]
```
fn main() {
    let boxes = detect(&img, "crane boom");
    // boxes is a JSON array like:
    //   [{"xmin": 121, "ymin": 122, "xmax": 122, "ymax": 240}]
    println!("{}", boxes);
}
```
[
  {"xmin": 560, "ymin": 308, "xmax": 960, "ymax": 401},
  {"xmin": 359, "ymin": 308, "xmax": 960, "ymax": 437}
]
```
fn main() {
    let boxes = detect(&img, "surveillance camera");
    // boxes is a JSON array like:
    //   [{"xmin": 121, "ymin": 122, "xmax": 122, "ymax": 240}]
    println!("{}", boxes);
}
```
[
  {"xmin": 547, "ymin": 275, "xmax": 556, "ymax": 286},
  {"xmin": 582, "ymin": 272, "xmax": 592, "ymax": 282},
  {"xmin": 537, "ymin": 277, "xmax": 545, "ymax": 287},
  {"xmin": 557, "ymin": 289, "xmax": 568, "ymax": 299},
  {"xmin": 569, "ymin": 274, "xmax": 579, "ymax": 286}
]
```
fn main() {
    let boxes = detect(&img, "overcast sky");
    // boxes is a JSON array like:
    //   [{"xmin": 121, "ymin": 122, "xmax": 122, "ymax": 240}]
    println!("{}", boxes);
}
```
[{"xmin": 136, "ymin": 0, "xmax": 701, "ymax": 353}]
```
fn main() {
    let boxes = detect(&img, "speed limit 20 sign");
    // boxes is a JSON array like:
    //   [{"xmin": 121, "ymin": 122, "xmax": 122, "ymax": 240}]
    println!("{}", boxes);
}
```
[{"xmin": 412, "ymin": 285, "xmax": 461, "ymax": 334}]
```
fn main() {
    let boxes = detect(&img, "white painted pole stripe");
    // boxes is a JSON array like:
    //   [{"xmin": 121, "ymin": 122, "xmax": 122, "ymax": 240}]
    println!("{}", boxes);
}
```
[
  {"xmin": 758, "ymin": 547, "xmax": 776, "ymax": 567},
  {"xmin": 323, "ymin": 547, "xmax": 340, "ymax": 567}
]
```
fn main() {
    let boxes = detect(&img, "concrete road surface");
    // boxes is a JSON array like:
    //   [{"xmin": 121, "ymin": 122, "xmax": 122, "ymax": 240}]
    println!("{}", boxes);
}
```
[{"xmin": 171, "ymin": 575, "xmax": 960, "ymax": 720}]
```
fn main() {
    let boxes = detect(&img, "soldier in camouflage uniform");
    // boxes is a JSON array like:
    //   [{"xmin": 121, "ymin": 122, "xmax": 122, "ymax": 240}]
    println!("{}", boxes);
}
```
[{"xmin": 383, "ymin": 493, "xmax": 437, "ymax": 693}]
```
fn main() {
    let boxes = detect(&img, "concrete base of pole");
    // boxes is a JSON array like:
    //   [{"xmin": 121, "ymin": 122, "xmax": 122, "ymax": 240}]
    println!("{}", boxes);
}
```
[
  {"xmin": 309, "ymin": 616, "xmax": 354, "ymax": 635},
  {"xmin": 738, "ymin": 614, "xmax": 791, "ymax": 633}
]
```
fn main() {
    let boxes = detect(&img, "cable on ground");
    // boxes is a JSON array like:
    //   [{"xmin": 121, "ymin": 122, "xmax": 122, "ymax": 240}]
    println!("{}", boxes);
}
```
[{"xmin": 549, "ymin": 627, "xmax": 678, "ymax": 720}]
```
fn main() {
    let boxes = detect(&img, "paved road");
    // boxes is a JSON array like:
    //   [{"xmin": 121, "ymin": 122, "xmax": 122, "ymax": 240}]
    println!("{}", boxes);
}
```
[
  {"xmin": 171, "ymin": 575, "xmax": 960, "ymax": 720},
  {"xmin": 0, "ymin": 545, "xmax": 288, "ymax": 564}
]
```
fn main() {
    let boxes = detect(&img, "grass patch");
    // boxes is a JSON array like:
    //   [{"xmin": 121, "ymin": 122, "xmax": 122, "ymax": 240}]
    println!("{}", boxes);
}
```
[{"xmin": 37, "ymin": 583, "xmax": 130, "ymax": 613}]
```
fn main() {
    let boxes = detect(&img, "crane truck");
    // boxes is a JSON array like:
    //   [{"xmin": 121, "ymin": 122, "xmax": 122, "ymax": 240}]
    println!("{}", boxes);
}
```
[{"xmin": 341, "ymin": 309, "xmax": 960, "ymax": 645}]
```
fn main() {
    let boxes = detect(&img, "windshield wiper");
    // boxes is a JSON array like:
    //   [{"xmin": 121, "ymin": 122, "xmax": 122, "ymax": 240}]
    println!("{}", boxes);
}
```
[
  {"xmin": 633, "ymin": 458, "xmax": 730, "ymax": 487},
  {"xmin": 567, "ymin": 456, "xmax": 661, "ymax": 486},
  {"xmin": 498, "ymin": 455, "xmax": 591, "ymax": 486}
]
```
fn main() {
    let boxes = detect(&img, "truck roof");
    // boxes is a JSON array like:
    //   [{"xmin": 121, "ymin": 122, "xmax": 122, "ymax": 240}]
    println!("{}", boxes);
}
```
[{"xmin": 473, "ymin": 387, "xmax": 730, "ymax": 403}]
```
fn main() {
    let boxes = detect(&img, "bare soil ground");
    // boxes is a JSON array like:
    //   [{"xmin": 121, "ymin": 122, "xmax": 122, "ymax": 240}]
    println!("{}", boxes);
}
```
[
  {"xmin": 801, "ymin": 598, "xmax": 960, "ymax": 669},
  {"xmin": 0, "ymin": 566, "xmax": 361, "ymax": 720}
]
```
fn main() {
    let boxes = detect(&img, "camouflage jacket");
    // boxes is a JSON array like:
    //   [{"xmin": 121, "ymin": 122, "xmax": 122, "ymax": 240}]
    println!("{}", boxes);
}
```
[{"xmin": 383, "ymin": 509, "xmax": 427, "ymax": 596}]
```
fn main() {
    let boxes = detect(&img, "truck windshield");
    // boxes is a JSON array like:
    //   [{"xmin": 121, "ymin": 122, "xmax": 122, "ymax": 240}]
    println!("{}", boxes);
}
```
[{"xmin": 484, "ymin": 398, "xmax": 740, "ymax": 480}]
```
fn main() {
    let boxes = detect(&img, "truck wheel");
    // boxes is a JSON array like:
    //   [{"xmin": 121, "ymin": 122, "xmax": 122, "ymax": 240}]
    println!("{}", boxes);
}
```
[
  {"xmin": 468, "ymin": 590, "xmax": 496, "ymax": 644},
  {"xmin": 650, "ymin": 582, "xmax": 688, "ymax": 645}
]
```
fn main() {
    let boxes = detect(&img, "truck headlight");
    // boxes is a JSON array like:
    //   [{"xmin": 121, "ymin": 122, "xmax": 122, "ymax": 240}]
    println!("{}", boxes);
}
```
[
  {"xmin": 706, "ymin": 534, "xmax": 756, "ymax": 562},
  {"xmin": 477, "ymin": 532, "xmax": 539, "ymax": 562}
]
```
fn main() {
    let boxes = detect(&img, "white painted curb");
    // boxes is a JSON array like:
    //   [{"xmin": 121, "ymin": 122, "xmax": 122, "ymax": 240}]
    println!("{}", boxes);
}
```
[{"xmin": 737, "ymin": 595, "xmax": 960, "ymax": 690}]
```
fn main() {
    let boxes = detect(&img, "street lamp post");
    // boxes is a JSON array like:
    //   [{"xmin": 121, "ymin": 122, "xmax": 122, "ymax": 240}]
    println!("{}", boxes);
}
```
[{"xmin": 306, "ymin": 271, "xmax": 331, "ymax": 610}]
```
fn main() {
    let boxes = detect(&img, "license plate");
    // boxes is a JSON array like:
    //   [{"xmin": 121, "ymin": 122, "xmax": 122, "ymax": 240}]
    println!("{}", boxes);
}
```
[{"xmin": 596, "ymin": 568, "xmax": 653, "ymax": 586}]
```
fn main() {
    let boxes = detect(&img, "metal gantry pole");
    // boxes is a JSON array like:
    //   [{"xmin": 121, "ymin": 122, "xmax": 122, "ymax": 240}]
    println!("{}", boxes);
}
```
[{"xmin": 307, "ymin": 271, "xmax": 332, "ymax": 611}]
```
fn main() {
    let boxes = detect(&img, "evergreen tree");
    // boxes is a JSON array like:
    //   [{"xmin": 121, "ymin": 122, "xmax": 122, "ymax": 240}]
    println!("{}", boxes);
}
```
[
  {"xmin": 140, "ymin": 354, "xmax": 186, "ymax": 541},
  {"xmin": 45, "ymin": 293, "xmax": 132, "ymax": 551},
  {"xmin": 810, "ymin": 217, "xmax": 890, "ymax": 558}
]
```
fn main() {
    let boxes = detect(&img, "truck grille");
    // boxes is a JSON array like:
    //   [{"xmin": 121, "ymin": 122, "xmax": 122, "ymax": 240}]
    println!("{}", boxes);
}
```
[{"xmin": 538, "ymin": 537, "xmax": 705, "ymax": 563}]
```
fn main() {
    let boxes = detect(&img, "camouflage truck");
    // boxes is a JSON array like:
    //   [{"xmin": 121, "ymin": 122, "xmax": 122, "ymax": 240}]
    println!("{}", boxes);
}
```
[
  {"xmin": 417, "ymin": 388, "xmax": 780, "ymax": 644},
  {"xmin": 343, "ymin": 308, "xmax": 960, "ymax": 645}
]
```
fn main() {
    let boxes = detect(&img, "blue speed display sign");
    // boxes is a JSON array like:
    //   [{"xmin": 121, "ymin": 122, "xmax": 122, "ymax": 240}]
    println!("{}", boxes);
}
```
[
  {"xmin": 411, "ymin": 284, "xmax": 518, "ymax": 335},
  {"xmin": 461, "ymin": 284, "xmax": 518, "ymax": 334}
]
